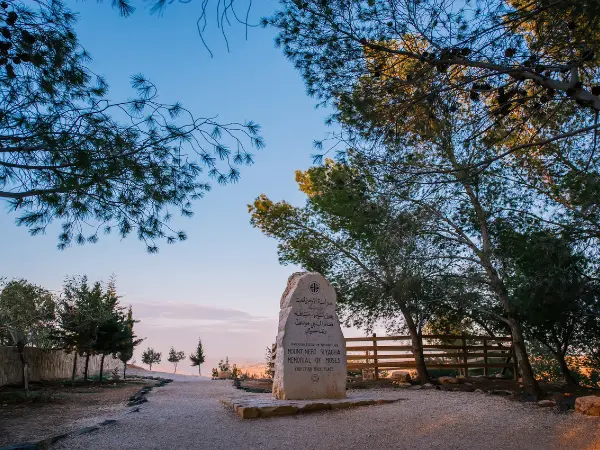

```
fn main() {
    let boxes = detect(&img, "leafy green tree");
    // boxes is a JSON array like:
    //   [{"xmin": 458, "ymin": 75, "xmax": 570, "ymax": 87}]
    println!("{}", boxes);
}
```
[
  {"xmin": 1, "ymin": 0, "xmax": 263, "ymax": 252},
  {"xmin": 141, "ymin": 347, "xmax": 162, "ymax": 371},
  {"xmin": 0, "ymin": 327, "xmax": 11, "ymax": 346},
  {"xmin": 95, "ymin": 314, "xmax": 124, "ymax": 381},
  {"xmin": 268, "ymin": 0, "xmax": 600, "ymax": 145},
  {"xmin": 54, "ymin": 275, "xmax": 121, "ymax": 382},
  {"xmin": 0, "ymin": 279, "xmax": 55, "ymax": 389},
  {"xmin": 56, "ymin": 276, "xmax": 106, "ymax": 381},
  {"xmin": 263, "ymin": 0, "xmax": 600, "ymax": 396},
  {"xmin": 343, "ymin": 119, "xmax": 546, "ymax": 395},
  {"xmin": 167, "ymin": 346, "xmax": 185, "ymax": 373},
  {"xmin": 93, "ymin": 278, "xmax": 123, "ymax": 381},
  {"xmin": 268, "ymin": 0, "xmax": 600, "ymax": 254},
  {"xmin": 189, "ymin": 337, "xmax": 206, "ymax": 376},
  {"xmin": 92, "ymin": 279, "xmax": 144, "ymax": 382},
  {"xmin": 257, "ymin": 103, "xmax": 546, "ymax": 395},
  {"xmin": 496, "ymin": 228, "xmax": 600, "ymax": 385},
  {"xmin": 118, "ymin": 306, "xmax": 144, "ymax": 379}
]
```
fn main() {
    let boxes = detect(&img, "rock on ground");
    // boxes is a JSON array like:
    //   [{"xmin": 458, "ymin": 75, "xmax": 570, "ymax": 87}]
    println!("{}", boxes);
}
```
[
  {"xmin": 51, "ymin": 373, "xmax": 600, "ymax": 450},
  {"xmin": 575, "ymin": 395, "xmax": 600, "ymax": 416},
  {"xmin": 438, "ymin": 376, "xmax": 463, "ymax": 385},
  {"xmin": 390, "ymin": 371, "xmax": 412, "ymax": 383}
]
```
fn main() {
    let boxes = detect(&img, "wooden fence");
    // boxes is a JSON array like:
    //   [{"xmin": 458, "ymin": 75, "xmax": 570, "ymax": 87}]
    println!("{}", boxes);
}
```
[
  {"xmin": 346, "ymin": 334, "xmax": 517, "ymax": 379},
  {"xmin": 271, "ymin": 334, "xmax": 517, "ymax": 379}
]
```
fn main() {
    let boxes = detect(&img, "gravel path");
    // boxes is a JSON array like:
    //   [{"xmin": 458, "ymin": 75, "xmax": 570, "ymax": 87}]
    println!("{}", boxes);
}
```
[{"xmin": 53, "ymin": 372, "xmax": 600, "ymax": 450}]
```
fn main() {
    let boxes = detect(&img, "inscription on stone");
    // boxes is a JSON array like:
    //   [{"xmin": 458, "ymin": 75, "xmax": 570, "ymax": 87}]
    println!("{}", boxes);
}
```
[{"xmin": 272, "ymin": 272, "xmax": 347, "ymax": 400}]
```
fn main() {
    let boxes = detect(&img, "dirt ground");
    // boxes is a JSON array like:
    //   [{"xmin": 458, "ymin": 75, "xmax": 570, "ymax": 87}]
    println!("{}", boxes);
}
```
[
  {"xmin": 3, "ymin": 370, "xmax": 599, "ymax": 450},
  {"xmin": 0, "ymin": 379, "xmax": 150, "ymax": 447},
  {"xmin": 52, "ymin": 372, "xmax": 600, "ymax": 450}
]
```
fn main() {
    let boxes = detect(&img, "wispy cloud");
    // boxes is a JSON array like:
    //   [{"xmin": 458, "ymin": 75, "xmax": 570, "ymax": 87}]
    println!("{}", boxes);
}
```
[{"xmin": 128, "ymin": 300, "xmax": 278, "ymax": 375}]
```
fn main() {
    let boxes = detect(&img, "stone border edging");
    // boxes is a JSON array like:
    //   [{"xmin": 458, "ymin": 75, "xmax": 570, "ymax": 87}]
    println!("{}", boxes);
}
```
[{"xmin": 0, "ymin": 376, "xmax": 173, "ymax": 450}]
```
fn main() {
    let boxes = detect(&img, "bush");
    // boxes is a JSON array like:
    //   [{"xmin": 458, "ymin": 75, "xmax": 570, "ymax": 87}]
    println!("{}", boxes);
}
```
[{"xmin": 529, "ymin": 351, "xmax": 600, "ymax": 388}]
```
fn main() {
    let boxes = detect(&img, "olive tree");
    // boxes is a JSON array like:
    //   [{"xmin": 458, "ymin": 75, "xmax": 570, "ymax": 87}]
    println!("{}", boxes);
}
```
[{"xmin": 0, "ymin": 279, "xmax": 55, "ymax": 390}]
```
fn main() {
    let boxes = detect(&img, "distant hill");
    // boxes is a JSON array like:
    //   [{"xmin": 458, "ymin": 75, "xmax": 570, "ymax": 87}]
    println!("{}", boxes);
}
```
[
  {"xmin": 234, "ymin": 362, "xmax": 268, "ymax": 378},
  {"xmin": 127, "ymin": 363, "xmax": 144, "ymax": 370}
]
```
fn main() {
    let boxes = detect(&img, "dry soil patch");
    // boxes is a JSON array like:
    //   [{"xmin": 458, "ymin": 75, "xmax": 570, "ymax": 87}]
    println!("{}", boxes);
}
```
[{"xmin": 0, "ymin": 380, "xmax": 149, "ymax": 447}]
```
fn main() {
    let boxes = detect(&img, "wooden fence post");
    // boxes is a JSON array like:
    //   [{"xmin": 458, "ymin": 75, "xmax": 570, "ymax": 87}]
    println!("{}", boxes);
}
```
[
  {"xmin": 483, "ymin": 338, "xmax": 489, "ymax": 377},
  {"xmin": 461, "ymin": 334, "xmax": 468, "ymax": 377},
  {"xmin": 372, "ymin": 333, "xmax": 379, "ymax": 380}
]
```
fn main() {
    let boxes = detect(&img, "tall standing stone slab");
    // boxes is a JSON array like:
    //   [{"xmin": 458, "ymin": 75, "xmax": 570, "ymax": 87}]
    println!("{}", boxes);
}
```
[{"xmin": 273, "ymin": 272, "xmax": 346, "ymax": 400}]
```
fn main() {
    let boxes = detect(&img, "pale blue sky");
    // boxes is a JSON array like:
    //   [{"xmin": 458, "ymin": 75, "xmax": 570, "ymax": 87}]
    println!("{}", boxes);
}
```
[{"xmin": 0, "ymin": 0, "xmax": 367, "ymax": 371}]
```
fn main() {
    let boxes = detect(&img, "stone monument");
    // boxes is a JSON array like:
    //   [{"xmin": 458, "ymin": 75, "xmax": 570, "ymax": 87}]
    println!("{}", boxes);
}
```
[{"xmin": 272, "ymin": 272, "xmax": 347, "ymax": 400}]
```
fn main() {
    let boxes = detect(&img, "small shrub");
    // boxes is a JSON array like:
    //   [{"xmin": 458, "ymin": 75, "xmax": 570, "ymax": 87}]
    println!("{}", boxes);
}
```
[
  {"xmin": 218, "ymin": 357, "xmax": 230, "ymax": 372},
  {"xmin": 264, "ymin": 345, "xmax": 275, "ymax": 379}
]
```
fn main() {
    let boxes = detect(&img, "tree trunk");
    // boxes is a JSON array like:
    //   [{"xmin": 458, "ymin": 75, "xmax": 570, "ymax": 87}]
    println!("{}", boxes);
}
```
[
  {"xmin": 17, "ymin": 342, "xmax": 28, "ymax": 391},
  {"xmin": 23, "ymin": 361, "xmax": 29, "ymax": 391},
  {"xmin": 554, "ymin": 350, "xmax": 578, "ymax": 386},
  {"xmin": 455, "ymin": 158, "xmax": 543, "ymax": 397},
  {"xmin": 482, "ymin": 264, "xmax": 542, "ymax": 396},
  {"xmin": 71, "ymin": 353, "xmax": 78, "ymax": 386},
  {"xmin": 506, "ymin": 317, "xmax": 543, "ymax": 398},
  {"xmin": 174, "ymin": 363, "xmax": 177, "ymax": 374},
  {"xmin": 123, "ymin": 363, "xmax": 127, "ymax": 380},
  {"xmin": 477, "ymin": 234, "xmax": 541, "ymax": 394},
  {"xmin": 84, "ymin": 353, "xmax": 90, "ymax": 381},
  {"xmin": 198, "ymin": 365, "xmax": 201, "ymax": 376},
  {"xmin": 392, "ymin": 292, "xmax": 431, "ymax": 384},
  {"xmin": 407, "ymin": 324, "xmax": 430, "ymax": 384},
  {"xmin": 99, "ymin": 354, "xmax": 105, "ymax": 383},
  {"xmin": 149, "ymin": 363, "xmax": 152, "ymax": 371}
]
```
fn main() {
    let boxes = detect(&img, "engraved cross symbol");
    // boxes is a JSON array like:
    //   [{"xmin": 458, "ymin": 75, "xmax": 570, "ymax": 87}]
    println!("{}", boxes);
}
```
[{"xmin": 309, "ymin": 282, "xmax": 320, "ymax": 294}]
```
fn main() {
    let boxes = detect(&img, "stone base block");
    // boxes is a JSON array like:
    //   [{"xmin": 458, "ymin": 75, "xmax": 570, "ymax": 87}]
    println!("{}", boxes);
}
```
[{"xmin": 221, "ymin": 394, "xmax": 402, "ymax": 419}]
